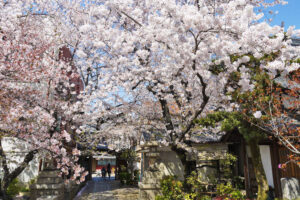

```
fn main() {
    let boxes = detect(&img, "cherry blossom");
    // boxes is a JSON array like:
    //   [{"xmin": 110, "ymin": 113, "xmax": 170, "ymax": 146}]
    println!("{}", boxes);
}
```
[
  {"xmin": 253, "ymin": 111, "xmax": 262, "ymax": 119},
  {"xmin": 0, "ymin": 1, "xmax": 299, "ymax": 197}
]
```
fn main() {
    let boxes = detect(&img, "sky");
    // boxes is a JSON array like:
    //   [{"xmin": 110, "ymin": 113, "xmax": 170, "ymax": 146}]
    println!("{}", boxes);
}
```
[{"xmin": 268, "ymin": 0, "xmax": 300, "ymax": 30}]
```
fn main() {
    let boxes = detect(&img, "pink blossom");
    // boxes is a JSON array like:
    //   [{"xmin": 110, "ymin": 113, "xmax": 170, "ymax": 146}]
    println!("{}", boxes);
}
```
[
  {"xmin": 62, "ymin": 130, "xmax": 71, "ymax": 142},
  {"xmin": 72, "ymin": 148, "xmax": 81, "ymax": 156}
]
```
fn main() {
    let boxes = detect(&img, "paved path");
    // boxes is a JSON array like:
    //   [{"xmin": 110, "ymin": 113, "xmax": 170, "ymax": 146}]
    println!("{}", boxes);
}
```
[{"xmin": 74, "ymin": 177, "xmax": 139, "ymax": 200}]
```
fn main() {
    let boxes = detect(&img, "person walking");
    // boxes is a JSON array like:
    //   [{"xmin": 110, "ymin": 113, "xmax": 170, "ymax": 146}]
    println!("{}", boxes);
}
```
[
  {"xmin": 101, "ymin": 166, "xmax": 106, "ymax": 180},
  {"xmin": 107, "ymin": 163, "xmax": 111, "ymax": 180}
]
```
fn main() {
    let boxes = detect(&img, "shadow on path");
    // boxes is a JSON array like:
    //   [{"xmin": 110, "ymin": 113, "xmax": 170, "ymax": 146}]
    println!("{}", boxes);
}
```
[{"xmin": 74, "ymin": 177, "xmax": 139, "ymax": 200}]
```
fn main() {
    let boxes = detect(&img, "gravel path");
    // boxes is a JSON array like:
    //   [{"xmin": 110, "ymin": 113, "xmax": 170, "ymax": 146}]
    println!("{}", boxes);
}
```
[{"xmin": 74, "ymin": 177, "xmax": 139, "ymax": 200}]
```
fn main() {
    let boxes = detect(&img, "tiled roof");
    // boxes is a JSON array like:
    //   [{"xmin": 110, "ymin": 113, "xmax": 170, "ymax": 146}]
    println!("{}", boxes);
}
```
[
  {"xmin": 188, "ymin": 130, "xmax": 226, "ymax": 144},
  {"xmin": 291, "ymin": 38, "xmax": 300, "ymax": 46}
]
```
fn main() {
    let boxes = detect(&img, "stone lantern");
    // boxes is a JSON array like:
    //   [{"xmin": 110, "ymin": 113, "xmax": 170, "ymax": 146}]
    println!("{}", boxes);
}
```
[{"xmin": 138, "ymin": 136, "xmax": 162, "ymax": 200}]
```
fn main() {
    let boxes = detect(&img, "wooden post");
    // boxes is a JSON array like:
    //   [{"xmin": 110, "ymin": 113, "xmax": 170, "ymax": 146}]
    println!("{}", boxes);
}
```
[{"xmin": 270, "ymin": 142, "xmax": 282, "ymax": 198}]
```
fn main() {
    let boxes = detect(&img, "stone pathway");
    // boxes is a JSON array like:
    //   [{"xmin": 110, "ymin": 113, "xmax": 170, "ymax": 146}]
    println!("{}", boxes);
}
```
[{"xmin": 74, "ymin": 177, "xmax": 139, "ymax": 200}]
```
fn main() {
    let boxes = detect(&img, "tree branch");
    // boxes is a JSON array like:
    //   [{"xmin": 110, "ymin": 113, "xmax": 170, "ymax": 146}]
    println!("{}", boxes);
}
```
[
  {"xmin": 4, "ymin": 149, "xmax": 38, "ymax": 188},
  {"xmin": 119, "ymin": 11, "xmax": 142, "ymax": 27}
]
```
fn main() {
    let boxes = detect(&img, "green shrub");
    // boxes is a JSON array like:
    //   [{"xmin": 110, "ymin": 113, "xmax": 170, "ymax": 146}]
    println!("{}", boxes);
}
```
[
  {"xmin": 119, "ymin": 169, "xmax": 139, "ymax": 185},
  {"xmin": 7, "ymin": 178, "xmax": 22, "ymax": 197},
  {"xmin": 232, "ymin": 176, "xmax": 244, "ymax": 190},
  {"xmin": 186, "ymin": 171, "xmax": 205, "ymax": 193},
  {"xmin": 20, "ymin": 186, "xmax": 29, "ymax": 193},
  {"xmin": 155, "ymin": 175, "xmax": 213, "ymax": 200},
  {"xmin": 119, "ymin": 171, "xmax": 131, "ymax": 185},
  {"xmin": 6, "ymin": 178, "xmax": 34, "ymax": 197},
  {"xmin": 219, "ymin": 153, "xmax": 237, "ymax": 180},
  {"xmin": 199, "ymin": 196, "xmax": 212, "ymax": 200},
  {"xmin": 120, "ymin": 165, "xmax": 127, "ymax": 172},
  {"xmin": 155, "ymin": 176, "xmax": 185, "ymax": 200},
  {"xmin": 28, "ymin": 177, "xmax": 37, "ymax": 186},
  {"xmin": 156, "ymin": 173, "xmax": 246, "ymax": 200},
  {"xmin": 216, "ymin": 182, "xmax": 245, "ymax": 200},
  {"xmin": 20, "ymin": 178, "xmax": 36, "ymax": 193}
]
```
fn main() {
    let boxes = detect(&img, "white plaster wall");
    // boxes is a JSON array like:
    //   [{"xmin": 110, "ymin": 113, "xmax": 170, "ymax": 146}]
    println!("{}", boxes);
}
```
[
  {"xmin": 246, "ymin": 145, "xmax": 252, "ymax": 158},
  {"xmin": 1, "ymin": 137, "xmax": 40, "ymax": 183},
  {"xmin": 259, "ymin": 145, "xmax": 274, "ymax": 188}
]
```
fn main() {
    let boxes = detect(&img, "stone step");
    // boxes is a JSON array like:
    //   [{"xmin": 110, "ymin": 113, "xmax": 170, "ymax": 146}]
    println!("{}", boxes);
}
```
[
  {"xmin": 143, "ymin": 174, "xmax": 163, "ymax": 180},
  {"xmin": 32, "ymin": 183, "xmax": 64, "ymax": 190},
  {"xmin": 38, "ymin": 171, "xmax": 60, "ymax": 178},
  {"xmin": 33, "ymin": 189, "xmax": 64, "ymax": 197},
  {"xmin": 37, "ymin": 177, "xmax": 63, "ymax": 184},
  {"xmin": 36, "ymin": 195, "xmax": 61, "ymax": 200},
  {"xmin": 138, "ymin": 182, "xmax": 160, "ymax": 189}
]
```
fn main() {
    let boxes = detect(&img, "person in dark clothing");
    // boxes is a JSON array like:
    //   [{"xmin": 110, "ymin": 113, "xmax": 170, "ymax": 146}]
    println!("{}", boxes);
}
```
[
  {"xmin": 101, "ymin": 167, "xmax": 106, "ymax": 179},
  {"xmin": 107, "ymin": 163, "xmax": 111, "ymax": 179}
]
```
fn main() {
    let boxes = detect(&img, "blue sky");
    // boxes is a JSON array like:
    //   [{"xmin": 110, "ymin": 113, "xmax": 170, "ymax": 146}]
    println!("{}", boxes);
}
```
[{"xmin": 268, "ymin": 0, "xmax": 300, "ymax": 29}]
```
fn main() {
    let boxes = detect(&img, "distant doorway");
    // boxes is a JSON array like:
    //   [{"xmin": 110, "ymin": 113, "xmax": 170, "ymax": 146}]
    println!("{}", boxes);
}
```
[{"xmin": 92, "ymin": 155, "xmax": 116, "ymax": 177}]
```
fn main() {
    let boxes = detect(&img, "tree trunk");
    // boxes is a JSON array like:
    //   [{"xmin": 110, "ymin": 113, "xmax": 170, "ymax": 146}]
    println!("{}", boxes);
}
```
[
  {"xmin": 0, "ymin": 181, "xmax": 11, "ymax": 200},
  {"xmin": 248, "ymin": 138, "xmax": 269, "ymax": 200}
]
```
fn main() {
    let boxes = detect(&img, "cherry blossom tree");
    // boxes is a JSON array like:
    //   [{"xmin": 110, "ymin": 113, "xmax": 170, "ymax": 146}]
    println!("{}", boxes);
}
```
[
  {"xmin": 76, "ymin": 0, "xmax": 295, "ymax": 153},
  {"xmin": 69, "ymin": 1, "xmax": 298, "ymax": 199},
  {"xmin": 0, "ymin": 2, "xmax": 87, "ymax": 198},
  {"xmin": 205, "ymin": 48, "xmax": 300, "ymax": 199},
  {"xmin": 228, "ymin": 56, "xmax": 299, "ymax": 166},
  {"xmin": 0, "ymin": 1, "xmax": 299, "ymax": 199}
]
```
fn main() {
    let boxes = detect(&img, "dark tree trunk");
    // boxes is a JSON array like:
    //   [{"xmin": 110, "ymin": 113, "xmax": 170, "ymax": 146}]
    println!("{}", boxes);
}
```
[
  {"xmin": 1, "ymin": 179, "xmax": 12, "ymax": 200},
  {"xmin": 248, "ymin": 138, "xmax": 269, "ymax": 200}
]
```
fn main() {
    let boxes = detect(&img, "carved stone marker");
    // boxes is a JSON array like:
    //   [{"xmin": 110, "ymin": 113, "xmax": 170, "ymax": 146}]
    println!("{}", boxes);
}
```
[{"xmin": 281, "ymin": 177, "xmax": 300, "ymax": 200}]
